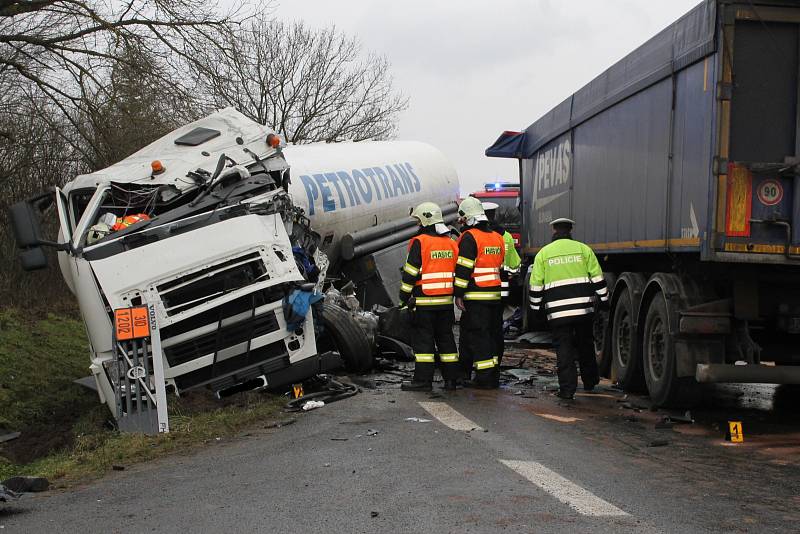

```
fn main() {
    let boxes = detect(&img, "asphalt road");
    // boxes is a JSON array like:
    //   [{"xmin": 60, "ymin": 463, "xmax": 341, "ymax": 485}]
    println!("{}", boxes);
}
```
[{"xmin": 3, "ymin": 367, "xmax": 799, "ymax": 534}]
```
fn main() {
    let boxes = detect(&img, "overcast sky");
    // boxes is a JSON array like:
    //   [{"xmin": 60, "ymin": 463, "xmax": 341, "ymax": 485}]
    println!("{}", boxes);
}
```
[{"xmin": 275, "ymin": 0, "xmax": 701, "ymax": 194}]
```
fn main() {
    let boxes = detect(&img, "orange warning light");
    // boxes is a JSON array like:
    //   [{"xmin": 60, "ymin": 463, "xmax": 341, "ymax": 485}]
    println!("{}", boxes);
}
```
[
  {"xmin": 151, "ymin": 160, "xmax": 165, "ymax": 175},
  {"xmin": 267, "ymin": 134, "xmax": 281, "ymax": 148}
]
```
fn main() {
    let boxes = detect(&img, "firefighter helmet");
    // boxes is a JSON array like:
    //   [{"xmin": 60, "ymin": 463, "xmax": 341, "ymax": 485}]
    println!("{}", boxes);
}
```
[
  {"xmin": 86, "ymin": 223, "xmax": 111, "ymax": 245},
  {"xmin": 410, "ymin": 202, "xmax": 444, "ymax": 227},
  {"xmin": 458, "ymin": 196, "xmax": 485, "ymax": 219}
]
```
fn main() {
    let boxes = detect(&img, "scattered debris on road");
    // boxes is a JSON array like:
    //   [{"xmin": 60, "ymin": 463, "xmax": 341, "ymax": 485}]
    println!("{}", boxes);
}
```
[
  {"xmin": 302, "ymin": 400, "xmax": 326, "ymax": 411},
  {"xmin": 0, "ymin": 485, "xmax": 18, "ymax": 503},
  {"xmin": 404, "ymin": 417, "xmax": 432, "ymax": 423},
  {"xmin": 264, "ymin": 418, "xmax": 297, "ymax": 429},
  {"xmin": 285, "ymin": 376, "xmax": 360, "ymax": 412},
  {"xmin": 1, "ymin": 477, "xmax": 49, "ymax": 494}
]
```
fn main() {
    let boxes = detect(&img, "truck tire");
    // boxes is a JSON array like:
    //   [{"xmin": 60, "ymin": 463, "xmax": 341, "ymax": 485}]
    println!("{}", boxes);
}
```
[
  {"xmin": 611, "ymin": 286, "xmax": 645, "ymax": 391},
  {"xmin": 593, "ymin": 309, "xmax": 611, "ymax": 376},
  {"xmin": 641, "ymin": 291, "xmax": 699, "ymax": 407},
  {"xmin": 319, "ymin": 302, "xmax": 373, "ymax": 372},
  {"xmin": 594, "ymin": 273, "xmax": 617, "ymax": 377}
]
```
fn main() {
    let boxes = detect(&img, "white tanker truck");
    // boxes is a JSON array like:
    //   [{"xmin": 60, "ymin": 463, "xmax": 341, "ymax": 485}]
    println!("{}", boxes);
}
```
[{"xmin": 9, "ymin": 108, "xmax": 460, "ymax": 432}]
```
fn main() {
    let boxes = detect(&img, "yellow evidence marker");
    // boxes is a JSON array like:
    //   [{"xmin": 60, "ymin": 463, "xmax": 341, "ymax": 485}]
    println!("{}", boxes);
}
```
[
  {"xmin": 727, "ymin": 421, "xmax": 744, "ymax": 443},
  {"xmin": 292, "ymin": 384, "xmax": 304, "ymax": 399}
]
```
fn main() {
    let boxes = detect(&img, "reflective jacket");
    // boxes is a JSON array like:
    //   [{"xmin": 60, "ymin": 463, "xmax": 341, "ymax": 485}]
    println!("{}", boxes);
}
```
[
  {"xmin": 500, "ymin": 230, "xmax": 521, "ymax": 299},
  {"xmin": 529, "ymin": 237, "xmax": 608, "ymax": 325},
  {"xmin": 400, "ymin": 229, "xmax": 457, "ymax": 309},
  {"xmin": 454, "ymin": 224, "xmax": 505, "ymax": 302}
]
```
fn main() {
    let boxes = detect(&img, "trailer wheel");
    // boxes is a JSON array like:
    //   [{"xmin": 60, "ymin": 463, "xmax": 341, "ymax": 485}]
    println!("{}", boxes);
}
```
[
  {"xmin": 611, "ymin": 287, "xmax": 645, "ymax": 391},
  {"xmin": 593, "ymin": 310, "xmax": 611, "ymax": 376},
  {"xmin": 642, "ymin": 291, "xmax": 698, "ymax": 407},
  {"xmin": 319, "ymin": 302, "xmax": 373, "ymax": 372}
]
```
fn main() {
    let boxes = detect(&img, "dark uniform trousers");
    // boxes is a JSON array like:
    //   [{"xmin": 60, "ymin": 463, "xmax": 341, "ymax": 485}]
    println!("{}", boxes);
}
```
[
  {"xmin": 412, "ymin": 308, "xmax": 459, "ymax": 383},
  {"xmin": 459, "ymin": 300, "xmax": 503, "ymax": 387},
  {"xmin": 551, "ymin": 317, "xmax": 599, "ymax": 396}
]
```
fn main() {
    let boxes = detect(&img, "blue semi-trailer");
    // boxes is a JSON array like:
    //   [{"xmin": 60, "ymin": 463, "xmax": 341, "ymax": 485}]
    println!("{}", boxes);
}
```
[{"xmin": 488, "ymin": 0, "xmax": 800, "ymax": 406}]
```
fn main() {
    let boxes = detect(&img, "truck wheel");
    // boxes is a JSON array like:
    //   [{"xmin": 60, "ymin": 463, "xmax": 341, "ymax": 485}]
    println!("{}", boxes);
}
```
[
  {"xmin": 593, "ymin": 310, "xmax": 611, "ymax": 376},
  {"xmin": 594, "ymin": 272, "xmax": 616, "ymax": 377},
  {"xmin": 611, "ymin": 287, "xmax": 645, "ymax": 391},
  {"xmin": 642, "ymin": 292, "xmax": 698, "ymax": 407},
  {"xmin": 319, "ymin": 302, "xmax": 373, "ymax": 372}
]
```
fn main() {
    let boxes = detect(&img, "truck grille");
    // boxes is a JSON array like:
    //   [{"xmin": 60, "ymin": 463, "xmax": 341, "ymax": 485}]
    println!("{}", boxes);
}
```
[
  {"xmin": 162, "ymin": 310, "xmax": 280, "ymax": 367},
  {"xmin": 157, "ymin": 252, "xmax": 268, "ymax": 317}
]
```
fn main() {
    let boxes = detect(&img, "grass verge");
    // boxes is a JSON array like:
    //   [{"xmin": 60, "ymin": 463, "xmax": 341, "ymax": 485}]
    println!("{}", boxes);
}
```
[{"xmin": 0, "ymin": 309, "xmax": 291, "ymax": 486}]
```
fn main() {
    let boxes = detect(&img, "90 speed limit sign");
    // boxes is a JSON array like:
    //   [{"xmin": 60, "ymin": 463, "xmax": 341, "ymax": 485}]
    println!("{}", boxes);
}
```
[{"xmin": 757, "ymin": 179, "xmax": 783, "ymax": 206}]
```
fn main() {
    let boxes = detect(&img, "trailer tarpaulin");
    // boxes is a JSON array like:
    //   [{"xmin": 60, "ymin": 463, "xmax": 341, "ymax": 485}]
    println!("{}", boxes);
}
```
[
  {"xmin": 485, "ymin": 131, "xmax": 526, "ymax": 159},
  {"xmin": 522, "ymin": 0, "xmax": 716, "ymax": 156}
]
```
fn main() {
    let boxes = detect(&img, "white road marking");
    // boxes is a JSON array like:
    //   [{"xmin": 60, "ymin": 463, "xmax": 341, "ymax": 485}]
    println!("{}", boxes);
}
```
[
  {"xmin": 534, "ymin": 413, "xmax": 582, "ymax": 423},
  {"xmin": 418, "ymin": 402, "xmax": 483, "ymax": 431},
  {"xmin": 499, "ymin": 460, "xmax": 629, "ymax": 517}
]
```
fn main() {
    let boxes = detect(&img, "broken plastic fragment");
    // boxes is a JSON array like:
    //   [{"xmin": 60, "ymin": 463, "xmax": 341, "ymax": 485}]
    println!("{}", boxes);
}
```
[
  {"xmin": 302, "ymin": 400, "xmax": 326, "ymax": 411},
  {"xmin": 404, "ymin": 417, "xmax": 432, "ymax": 423}
]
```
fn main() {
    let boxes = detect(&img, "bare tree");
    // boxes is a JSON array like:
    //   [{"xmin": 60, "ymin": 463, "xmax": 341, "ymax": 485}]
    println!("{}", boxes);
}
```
[
  {"xmin": 195, "ymin": 18, "xmax": 408, "ymax": 143},
  {"xmin": 0, "ymin": 0, "xmax": 256, "ymax": 102}
]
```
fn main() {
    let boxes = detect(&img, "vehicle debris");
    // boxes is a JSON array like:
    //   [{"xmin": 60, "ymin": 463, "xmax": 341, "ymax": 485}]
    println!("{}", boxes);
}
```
[
  {"xmin": 503, "ymin": 369, "xmax": 537, "ymax": 381},
  {"xmin": 404, "ymin": 417, "xmax": 432, "ymax": 423},
  {"xmin": 302, "ymin": 400, "xmax": 325, "ymax": 411},
  {"xmin": 1, "ymin": 477, "xmax": 49, "ymax": 493},
  {"xmin": 0, "ymin": 485, "xmax": 18, "ymax": 503},
  {"xmin": 366, "ymin": 429, "xmax": 380, "ymax": 436},
  {"xmin": 264, "ymin": 418, "xmax": 297, "ymax": 429},
  {"xmin": 648, "ymin": 440, "xmax": 670, "ymax": 448},
  {"xmin": 0, "ymin": 432, "xmax": 20, "ymax": 444}
]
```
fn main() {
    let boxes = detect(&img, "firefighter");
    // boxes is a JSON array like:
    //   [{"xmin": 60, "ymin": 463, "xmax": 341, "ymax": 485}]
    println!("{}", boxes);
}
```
[
  {"xmin": 483, "ymin": 202, "xmax": 523, "ymax": 362},
  {"xmin": 529, "ymin": 218, "xmax": 609, "ymax": 400},
  {"xmin": 400, "ymin": 202, "xmax": 460, "ymax": 392},
  {"xmin": 454, "ymin": 197, "xmax": 506, "ymax": 388}
]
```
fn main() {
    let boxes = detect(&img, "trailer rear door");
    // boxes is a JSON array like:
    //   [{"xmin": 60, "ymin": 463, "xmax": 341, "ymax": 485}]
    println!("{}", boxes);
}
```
[{"xmin": 720, "ymin": 5, "xmax": 800, "ymax": 258}]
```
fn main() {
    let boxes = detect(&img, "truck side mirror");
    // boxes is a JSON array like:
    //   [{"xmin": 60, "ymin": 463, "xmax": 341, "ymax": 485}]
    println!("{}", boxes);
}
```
[
  {"xmin": 8, "ymin": 194, "xmax": 71, "ymax": 254},
  {"xmin": 9, "ymin": 201, "xmax": 44, "ymax": 248},
  {"xmin": 19, "ymin": 247, "xmax": 48, "ymax": 271}
]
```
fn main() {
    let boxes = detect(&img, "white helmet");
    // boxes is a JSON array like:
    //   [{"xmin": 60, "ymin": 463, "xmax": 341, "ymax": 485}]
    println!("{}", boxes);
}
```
[
  {"xmin": 410, "ymin": 201, "xmax": 444, "ymax": 227},
  {"xmin": 86, "ymin": 223, "xmax": 111, "ymax": 245},
  {"xmin": 458, "ymin": 196, "xmax": 485, "ymax": 219}
]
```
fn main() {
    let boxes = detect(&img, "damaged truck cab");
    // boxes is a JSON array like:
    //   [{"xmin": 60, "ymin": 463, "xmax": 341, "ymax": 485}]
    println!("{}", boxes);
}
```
[{"xmin": 10, "ymin": 108, "xmax": 460, "ymax": 426}]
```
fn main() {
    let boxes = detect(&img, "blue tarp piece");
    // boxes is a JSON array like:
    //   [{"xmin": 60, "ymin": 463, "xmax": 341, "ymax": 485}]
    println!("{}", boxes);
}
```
[
  {"xmin": 293, "ymin": 246, "xmax": 319, "ymax": 281},
  {"xmin": 485, "ymin": 131, "xmax": 526, "ymax": 159},
  {"xmin": 283, "ymin": 288, "xmax": 323, "ymax": 331}
]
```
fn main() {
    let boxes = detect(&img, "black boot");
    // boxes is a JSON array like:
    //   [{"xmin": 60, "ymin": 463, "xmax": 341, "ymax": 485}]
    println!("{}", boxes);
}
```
[{"xmin": 401, "ymin": 381, "xmax": 433, "ymax": 392}]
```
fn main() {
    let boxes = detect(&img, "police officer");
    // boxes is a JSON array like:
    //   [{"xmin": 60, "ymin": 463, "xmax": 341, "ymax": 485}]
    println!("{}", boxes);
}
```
[
  {"xmin": 400, "ymin": 202, "xmax": 460, "ymax": 392},
  {"xmin": 454, "ymin": 197, "xmax": 506, "ymax": 388},
  {"xmin": 529, "ymin": 218, "xmax": 609, "ymax": 399}
]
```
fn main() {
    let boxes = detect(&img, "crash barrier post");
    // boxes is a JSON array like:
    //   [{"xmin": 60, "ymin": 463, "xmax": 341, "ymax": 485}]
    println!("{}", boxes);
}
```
[{"xmin": 112, "ymin": 303, "xmax": 170, "ymax": 434}]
